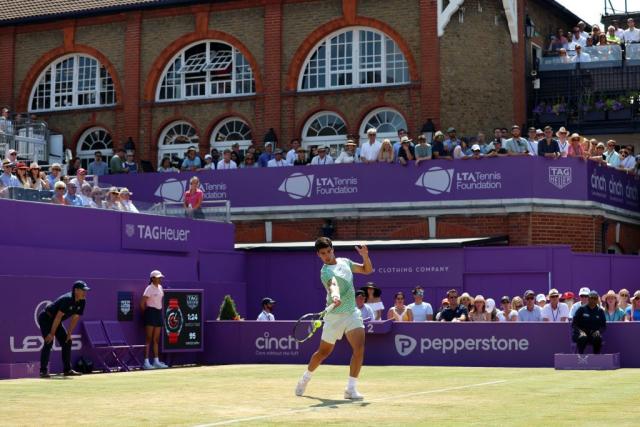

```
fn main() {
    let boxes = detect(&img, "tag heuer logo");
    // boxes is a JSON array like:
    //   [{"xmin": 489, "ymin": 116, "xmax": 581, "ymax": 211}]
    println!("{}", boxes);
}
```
[
  {"xmin": 548, "ymin": 167, "xmax": 572, "ymax": 189},
  {"xmin": 125, "ymin": 224, "xmax": 135, "ymax": 238},
  {"xmin": 186, "ymin": 294, "xmax": 199, "ymax": 310},
  {"xmin": 120, "ymin": 300, "xmax": 131, "ymax": 315}
]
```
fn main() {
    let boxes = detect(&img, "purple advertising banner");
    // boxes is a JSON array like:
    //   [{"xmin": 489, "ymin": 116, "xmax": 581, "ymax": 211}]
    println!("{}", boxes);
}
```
[
  {"xmin": 587, "ymin": 160, "xmax": 640, "ymax": 212},
  {"xmin": 205, "ymin": 321, "xmax": 640, "ymax": 368},
  {"xmin": 121, "ymin": 213, "xmax": 193, "ymax": 252},
  {"xmin": 101, "ymin": 157, "xmax": 631, "ymax": 210}
]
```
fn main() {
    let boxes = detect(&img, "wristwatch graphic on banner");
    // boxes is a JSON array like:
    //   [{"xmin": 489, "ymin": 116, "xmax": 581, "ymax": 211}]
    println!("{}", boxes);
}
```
[{"xmin": 165, "ymin": 298, "xmax": 183, "ymax": 344}]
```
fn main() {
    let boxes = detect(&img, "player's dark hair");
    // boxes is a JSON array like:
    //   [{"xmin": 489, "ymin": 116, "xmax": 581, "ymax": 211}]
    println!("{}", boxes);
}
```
[{"xmin": 315, "ymin": 237, "xmax": 333, "ymax": 251}]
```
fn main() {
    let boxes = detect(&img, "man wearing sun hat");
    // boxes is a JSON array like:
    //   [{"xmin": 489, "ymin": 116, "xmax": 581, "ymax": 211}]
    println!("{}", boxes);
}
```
[
  {"xmin": 541, "ymin": 289, "xmax": 570, "ymax": 322},
  {"xmin": 569, "ymin": 287, "xmax": 591, "ymax": 319},
  {"xmin": 1, "ymin": 158, "xmax": 19, "ymax": 187},
  {"xmin": 310, "ymin": 146, "xmax": 334, "ymax": 165},
  {"xmin": 555, "ymin": 126, "xmax": 570, "ymax": 157}
]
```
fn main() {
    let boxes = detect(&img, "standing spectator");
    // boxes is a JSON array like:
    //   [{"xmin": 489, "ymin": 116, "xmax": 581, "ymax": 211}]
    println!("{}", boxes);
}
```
[
  {"xmin": 335, "ymin": 141, "xmax": 357, "ymax": 164},
  {"xmin": 618, "ymin": 289, "xmax": 631, "ymax": 312},
  {"xmin": 158, "ymin": 157, "xmax": 178, "ymax": 173},
  {"xmin": 258, "ymin": 142, "xmax": 275, "ymax": 167},
  {"xmin": 124, "ymin": 151, "xmax": 139, "ymax": 174},
  {"xmin": 443, "ymin": 127, "xmax": 460, "ymax": 152},
  {"xmin": 406, "ymin": 286, "xmax": 433, "ymax": 321},
  {"xmin": 181, "ymin": 146, "xmax": 202, "ymax": 171},
  {"xmin": 536, "ymin": 294, "xmax": 547, "ymax": 308},
  {"xmin": 518, "ymin": 290, "xmax": 542, "ymax": 321},
  {"xmin": 242, "ymin": 152, "xmax": 259, "ymax": 168},
  {"xmin": 392, "ymin": 128, "xmax": 408, "ymax": 161},
  {"xmin": 141, "ymin": 270, "xmax": 169, "ymax": 369},
  {"xmin": 110, "ymin": 148, "xmax": 127, "ymax": 174},
  {"xmin": 606, "ymin": 25, "xmax": 621, "ymax": 45},
  {"xmin": 286, "ymin": 139, "xmax": 301, "ymax": 165},
  {"xmin": 438, "ymin": 289, "xmax": 468, "ymax": 322},
  {"xmin": 70, "ymin": 168, "xmax": 88, "ymax": 190},
  {"xmin": 432, "ymin": 131, "xmax": 452, "ymax": 159},
  {"xmin": 602, "ymin": 290, "xmax": 625, "ymax": 322},
  {"xmin": 541, "ymin": 289, "xmax": 569, "ymax": 322},
  {"xmin": 28, "ymin": 163, "xmax": 49, "ymax": 190},
  {"xmin": 504, "ymin": 125, "xmax": 529, "ymax": 155},
  {"xmin": 387, "ymin": 291, "xmax": 413, "ymax": 322},
  {"xmin": 64, "ymin": 181, "xmax": 84, "ymax": 207},
  {"xmin": 625, "ymin": 291, "xmax": 640, "ymax": 321},
  {"xmin": 572, "ymin": 291, "xmax": 606, "ymax": 354},
  {"xmin": 268, "ymin": 148, "xmax": 292, "ymax": 167},
  {"xmin": 15, "ymin": 162, "xmax": 31, "ymax": 188},
  {"xmin": 567, "ymin": 134, "xmax": 586, "ymax": 158},
  {"xmin": 361, "ymin": 283, "xmax": 384, "ymax": 320},
  {"xmin": 570, "ymin": 287, "xmax": 591, "ymax": 319},
  {"xmin": 497, "ymin": 296, "xmax": 518, "ymax": 322},
  {"xmin": 88, "ymin": 151, "xmax": 108, "ymax": 176},
  {"xmin": 397, "ymin": 136, "xmax": 415, "ymax": 166},
  {"xmin": 526, "ymin": 127, "xmax": 539, "ymax": 156},
  {"xmin": 105, "ymin": 187, "xmax": 123, "ymax": 211},
  {"xmin": 231, "ymin": 142, "xmax": 244, "ymax": 165},
  {"xmin": 556, "ymin": 127, "xmax": 570, "ymax": 157},
  {"xmin": 257, "ymin": 297, "xmax": 276, "ymax": 321},
  {"xmin": 414, "ymin": 135, "xmax": 432, "ymax": 165},
  {"xmin": 0, "ymin": 107, "xmax": 12, "ymax": 134},
  {"xmin": 377, "ymin": 139, "xmax": 394, "ymax": 163},
  {"xmin": 359, "ymin": 128, "xmax": 382, "ymax": 163},
  {"xmin": 469, "ymin": 295, "xmax": 491, "ymax": 321},
  {"xmin": 66, "ymin": 158, "xmax": 81, "ymax": 177},
  {"xmin": 217, "ymin": 149, "xmax": 238, "ymax": 170},
  {"xmin": 310, "ymin": 146, "xmax": 334, "ymax": 165},
  {"xmin": 623, "ymin": 18, "xmax": 640, "ymax": 44},
  {"xmin": 184, "ymin": 176, "xmax": 204, "ymax": 219},
  {"xmin": 51, "ymin": 181, "xmax": 68, "ymax": 205},
  {"xmin": 202, "ymin": 154, "xmax": 215, "ymax": 170},
  {"xmin": 617, "ymin": 148, "xmax": 635, "ymax": 172},
  {"xmin": 119, "ymin": 188, "xmax": 139, "ymax": 213},
  {"xmin": 570, "ymin": 26, "xmax": 587, "ymax": 48},
  {"xmin": 230, "ymin": 151, "xmax": 241, "ymax": 166},
  {"xmin": 487, "ymin": 128, "xmax": 504, "ymax": 152},
  {"xmin": 604, "ymin": 140, "xmax": 620, "ymax": 167},
  {"xmin": 537, "ymin": 126, "xmax": 561, "ymax": 158},
  {"xmin": 355, "ymin": 290, "xmax": 375, "ymax": 321},
  {"xmin": 209, "ymin": 149, "xmax": 221, "ymax": 168}
]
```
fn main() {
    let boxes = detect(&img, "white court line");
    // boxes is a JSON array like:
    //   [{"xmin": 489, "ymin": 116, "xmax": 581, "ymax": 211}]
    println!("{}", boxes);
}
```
[{"xmin": 193, "ymin": 379, "xmax": 507, "ymax": 427}]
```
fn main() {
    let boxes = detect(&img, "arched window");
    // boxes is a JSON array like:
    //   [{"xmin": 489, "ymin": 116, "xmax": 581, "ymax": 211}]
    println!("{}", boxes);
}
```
[
  {"xmin": 29, "ymin": 54, "xmax": 116, "ymax": 112},
  {"xmin": 302, "ymin": 111, "xmax": 348, "ymax": 158},
  {"xmin": 157, "ymin": 40, "xmax": 255, "ymax": 101},
  {"xmin": 76, "ymin": 127, "xmax": 113, "ymax": 169},
  {"xmin": 299, "ymin": 27, "xmax": 409, "ymax": 91},
  {"xmin": 210, "ymin": 118, "xmax": 252, "ymax": 152},
  {"xmin": 157, "ymin": 121, "xmax": 199, "ymax": 165},
  {"xmin": 359, "ymin": 108, "xmax": 407, "ymax": 143}
]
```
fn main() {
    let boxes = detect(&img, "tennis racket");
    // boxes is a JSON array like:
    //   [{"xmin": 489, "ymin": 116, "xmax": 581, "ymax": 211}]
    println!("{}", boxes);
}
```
[{"xmin": 292, "ymin": 303, "xmax": 336, "ymax": 343}]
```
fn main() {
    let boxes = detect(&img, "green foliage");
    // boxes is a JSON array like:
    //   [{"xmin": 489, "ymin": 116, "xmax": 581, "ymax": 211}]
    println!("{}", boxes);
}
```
[{"xmin": 218, "ymin": 294, "xmax": 241, "ymax": 320}]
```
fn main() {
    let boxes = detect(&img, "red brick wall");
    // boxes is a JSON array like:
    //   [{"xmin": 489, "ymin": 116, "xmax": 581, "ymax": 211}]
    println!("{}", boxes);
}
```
[{"xmin": 0, "ymin": 27, "xmax": 15, "ymax": 108}]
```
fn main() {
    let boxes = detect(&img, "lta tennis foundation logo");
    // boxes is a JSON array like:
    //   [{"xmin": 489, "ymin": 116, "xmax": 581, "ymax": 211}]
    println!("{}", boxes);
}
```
[
  {"xmin": 154, "ymin": 178, "xmax": 188, "ymax": 202},
  {"xmin": 415, "ymin": 167, "xmax": 454, "ymax": 194},
  {"xmin": 416, "ymin": 167, "xmax": 502, "ymax": 194},
  {"xmin": 278, "ymin": 173, "xmax": 314, "ymax": 199},
  {"xmin": 279, "ymin": 173, "xmax": 359, "ymax": 199}
]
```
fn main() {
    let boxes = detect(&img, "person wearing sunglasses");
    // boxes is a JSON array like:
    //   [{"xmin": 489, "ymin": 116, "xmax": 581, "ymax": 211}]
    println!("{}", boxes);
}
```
[
  {"xmin": 569, "ymin": 287, "xmax": 591, "ymax": 319},
  {"xmin": 617, "ymin": 149, "xmax": 636, "ymax": 172},
  {"xmin": 517, "ymin": 290, "xmax": 542, "ymax": 321},
  {"xmin": 572, "ymin": 291, "xmax": 606, "ymax": 354},
  {"xmin": 51, "ymin": 181, "xmax": 68, "ymax": 205}
]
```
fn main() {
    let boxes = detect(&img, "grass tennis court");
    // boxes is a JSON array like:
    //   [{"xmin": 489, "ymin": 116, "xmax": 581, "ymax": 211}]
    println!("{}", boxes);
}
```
[{"xmin": 2, "ymin": 364, "xmax": 637, "ymax": 426}]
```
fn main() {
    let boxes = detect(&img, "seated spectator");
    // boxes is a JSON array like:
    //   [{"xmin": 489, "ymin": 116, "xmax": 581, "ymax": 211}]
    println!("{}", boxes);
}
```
[
  {"xmin": 618, "ymin": 288, "xmax": 631, "ymax": 312},
  {"xmin": 570, "ymin": 287, "xmax": 591, "ymax": 319},
  {"xmin": 487, "ymin": 139, "xmax": 508, "ymax": 157},
  {"xmin": 589, "ymin": 25, "xmax": 602, "ymax": 46},
  {"xmin": 434, "ymin": 298, "xmax": 450, "ymax": 321},
  {"xmin": 557, "ymin": 48, "xmax": 571, "ymax": 63},
  {"xmin": 602, "ymin": 290, "xmax": 625, "ymax": 322},
  {"xmin": 335, "ymin": 141, "xmax": 357, "ymax": 164},
  {"xmin": 604, "ymin": 140, "xmax": 620, "ymax": 167},
  {"xmin": 377, "ymin": 139, "xmax": 394, "ymax": 163},
  {"xmin": 572, "ymin": 291, "xmax": 606, "ymax": 354},
  {"xmin": 79, "ymin": 183, "xmax": 94, "ymax": 206},
  {"xmin": 452, "ymin": 139, "xmax": 470, "ymax": 159},
  {"xmin": 536, "ymin": 293, "xmax": 547, "ymax": 308},
  {"xmin": 497, "ymin": 296, "xmax": 518, "ymax": 322},
  {"xmin": 439, "ymin": 289, "xmax": 468, "ymax": 322},
  {"xmin": 66, "ymin": 157, "xmax": 81, "ymax": 177},
  {"xmin": 625, "ymin": 291, "xmax": 640, "ymax": 321},
  {"xmin": 469, "ymin": 295, "xmax": 491, "ymax": 321},
  {"xmin": 617, "ymin": 148, "xmax": 635, "ymax": 172},
  {"xmin": 359, "ymin": 128, "xmax": 382, "ymax": 163},
  {"xmin": 51, "ymin": 181, "xmax": 67, "ymax": 205},
  {"xmin": 406, "ymin": 286, "xmax": 433, "ymax": 321},
  {"xmin": 217, "ymin": 149, "xmax": 238, "ymax": 170},
  {"xmin": 15, "ymin": 162, "xmax": 31, "ymax": 188},
  {"xmin": 64, "ymin": 181, "xmax": 83, "ymax": 207},
  {"xmin": 202, "ymin": 154, "xmax": 216, "ymax": 170},
  {"xmin": 572, "ymin": 44, "xmax": 591, "ymax": 62},
  {"xmin": 124, "ymin": 151, "xmax": 139, "ymax": 174},
  {"xmin": 258, "ymin": 142, "xmax": 275, "ymax": 167},
  {"xmin": 504, "ymin": 125, "xmax": 529, "ymax": 155},
  {"xmin": 361, "ymin": 282, "xmax": 384, "ymax": 320},
  {"xmin": 589, "ymin": 142, "xmax": 607, "ymax": 163},
  {"xmin": 181, "ymin": 146, "xmax": 202, "ymax": 171},
  {"xmin": 548, "ymin": 31, "xmax": 567, "ymax": 52},
  {"xmin": 256, "ymin": 297, "xmax": 276, "ymax": 321},
  {"xmin": 414, "ymin": 135, "xmax": 432, "ymax": 165},
  {"xmin": 541, "ymin": 288, "xmax": 569, "ymax": 322},
  {"xmin": 597, "ymin": 33, "xmax": 608, "ymax": 46},
  {"xmin": 70, "ymin": 168, "xmax": 88, "ymax": 190},
  {"xmin": 90, "ymin": 187, "xmax": 105, "ymax": 208},
  {"xmin": 309, "ymin": 146, "xmax": 333, "ymax": 165},
  {"xmin": 88, "ymin": 151, "xmax": 108, "ymax": 176},
  {"xmin": 119, "ymin": 188, "xmax": 139, "ymax": 213},
  {"xmin": 268, "ymin": 148, "xmax": 292, "ymax": 167},
  {"xmin": 512, "ymin": 296, "xmax": 524, "ymax": 311},
  {"xmin": 458, "ymin": 292, "xmax": 473, "ymax": 312},
  {"xmin": 485, "ymin": 298, "xmax": 498, "ymax": 321},
  {"xmin": 45, "ymin": 164, "xmax": 63, "ymax": 189},
  {"xmin": 355, "ymin": 290, "xmax": 375, "ymax": 321},
  {"xmin": 183, "ymin": 176, "xmax": 204, "ymax": 219},
  {"xmin": 158, "ymin": 157, "xmax": 179, "ymax": 173},
  {"xmin": 518, "ymin": 290, "xmax": 542, "ymax": 321},
  {"xmin": 397, "ymin": 136, "xmax": 415, "ymax": 165},
  {"xmin": 561, "ymin": 291, "xmax": 575, "ymax": 311},
  {"xmin": 28, "ymin": 163, "xmax": 49, "ymax": 190},
  {"xmin": 567, "ymin": 134, "xmax": 586, "ymax": 158},
  {"xmin": 105, "ymin": 186, "xmax": 123, "ymax": 211},
  {"xmin": 606, "ymin": 25, "xmax": 621, "ymax": 45},
  {"xmin": 110, "ymin": 148, "xmax": 127, "ymax": 174},
  {"xmin": 242, "ymin": 152, "xmax": 259, "ymax": 168},
  {"xmin": 387, "ymin": 291, "xmax": 413, "ymax": 322}
]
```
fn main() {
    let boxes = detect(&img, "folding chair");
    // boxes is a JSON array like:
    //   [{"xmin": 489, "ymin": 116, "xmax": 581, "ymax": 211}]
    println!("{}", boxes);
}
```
[
  {"xmin": 82, "ymin": 321, "xmax": 130, "ymax": 372},
  {"xmin": 102, "ymin": 320, "xmax": 145, "ymax": 370}
]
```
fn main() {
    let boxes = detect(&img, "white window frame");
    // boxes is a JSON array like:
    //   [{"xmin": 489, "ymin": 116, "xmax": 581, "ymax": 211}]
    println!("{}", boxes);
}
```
[
  {"xmin": 156, "ymin": 40, "xmax": 255, "ymax": 102},
  {"xmin": 76, "ymin": 127, "xmax": 113, "ymax": 170},
  {"xmin": 28, "ymin": 54, "xmax": 116, "ymax": 113},
  {"xmin": 210, "ymin": 117, "xmax": 253, "ymax": 152},
  {"xmin": 302, "ymin": 111, "xmax": 348, "ymax": 158},
  {"xmin": 157, "ymin": 121, "xmax": 200, "ymax": 165},
  {"xmin": 359, "ymin": 107, "xmax": 407, "ymax": 143},
  {"xmin": 298, "ymin": 27, "xmax": 410, "ymax": 92}
]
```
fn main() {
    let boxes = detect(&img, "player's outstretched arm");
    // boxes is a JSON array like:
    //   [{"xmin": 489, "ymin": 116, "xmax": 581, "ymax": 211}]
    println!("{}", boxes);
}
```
[{"xmin": 352, "ymin": 244, "xmax": 373, "ymax": 275}]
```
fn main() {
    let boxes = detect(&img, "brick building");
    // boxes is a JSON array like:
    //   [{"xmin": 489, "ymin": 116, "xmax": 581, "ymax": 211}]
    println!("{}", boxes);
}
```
[{"xmin": 2, "ymin": 0, "xmax": 638, "ymax": 253}]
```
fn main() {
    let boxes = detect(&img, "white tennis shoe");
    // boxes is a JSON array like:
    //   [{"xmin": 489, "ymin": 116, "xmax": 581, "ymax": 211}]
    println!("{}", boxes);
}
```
[
  {"xmin": 344, "ymin": 388, "xmax": 364, "ymax": 400},
  {"xmin": 153, "ymin": 360, "xmax": 168, "ymax": 369},
  {"xmin": 143, "ymin": 360, "xmax": 155, "ymax": 370},
  {"xmin": 295, "ymin": 377, "xmax": 310, "ymax": 396}
]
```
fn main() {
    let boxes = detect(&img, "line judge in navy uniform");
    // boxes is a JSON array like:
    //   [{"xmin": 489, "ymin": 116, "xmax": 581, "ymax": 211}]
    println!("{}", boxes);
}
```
[{"xmin": 37, "ymin": 281, "xmax": 90, "ymax": 377}]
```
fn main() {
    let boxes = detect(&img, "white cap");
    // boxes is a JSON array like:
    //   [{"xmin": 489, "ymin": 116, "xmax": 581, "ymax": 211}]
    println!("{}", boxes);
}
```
[
  {"xmin": 535, "ymin": 293, "xmax": 546, "ymax": 303},
  {"xmin": 579, "ymin": 287, "xmax": 591, "ymax": 296},
  {"xmin": 150, "ymin": 270, "xmax": 164, "ymax": 279},
  {"xmin": 367, "ymin": 128, "xmax": 377, "ymax": 135},
  {"xmin": 485, "ymin": 298, "xmax": 496, "ymax": 312},
  {"xmin": 471, "ymin": 144, "xmax": 481, "ymax": 151}
]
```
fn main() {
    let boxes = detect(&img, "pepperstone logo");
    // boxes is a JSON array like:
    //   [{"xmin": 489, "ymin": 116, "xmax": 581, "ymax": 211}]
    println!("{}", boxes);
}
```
[
  {"xmin": 394, "ymin": 334, "xmax": 530, "ymax": 356},
  {"xmin": 549, "ymin": 166, "xmax": 572, "ymax": 189},
  {"xmin": 395, "ymin": 334, "xmax": 417, "ymax": 356},
  {"xmin": 154, "ymin": 178, "xmax": 188, "ymax": 202},
  {"xmin": 415, "ymin": 167, "xmax": 454, "ymax": 195},
  {"xmin": 278, "ymin": 173, "xmax": 314, "ymax": 199}
]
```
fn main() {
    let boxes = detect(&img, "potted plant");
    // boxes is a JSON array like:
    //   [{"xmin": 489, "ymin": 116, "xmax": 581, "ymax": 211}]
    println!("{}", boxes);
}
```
[
  {"xmin": 607, "ymin": 95, "xmax": 632, "ymax": 120},
  {"xmin": 534, "ymin": 99, "xmax": 568, "ymax": 124},
  {"xmin": 582, "ymin": 95, "xmax": 606, "ymax": 121},
  {"xmin": 218, "ymin": 294, "xmax": 243, "ymax": 320}
]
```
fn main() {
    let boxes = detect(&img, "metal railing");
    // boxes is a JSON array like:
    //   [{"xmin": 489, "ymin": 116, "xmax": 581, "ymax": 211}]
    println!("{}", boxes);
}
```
[
  {"xmin": 0, "ymin": 116, "xmax": 49, "ymax": 162},
  {"xmin": 147, "ymin": 200, "xmax": 231, "ymax": 223}
]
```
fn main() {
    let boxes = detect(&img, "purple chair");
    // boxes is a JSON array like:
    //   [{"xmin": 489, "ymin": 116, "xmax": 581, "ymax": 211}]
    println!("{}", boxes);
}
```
[
  {"xmin": 82, "ymin": 321, "xmax": 129, "ymax": 372},
  {"xmin": 102, "ymin": 320, "xmax": 145, "ymax": 370}
]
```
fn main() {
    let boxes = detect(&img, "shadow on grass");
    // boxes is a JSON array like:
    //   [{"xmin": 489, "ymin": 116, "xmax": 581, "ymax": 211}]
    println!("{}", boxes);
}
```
[{"xmin": 302, "ymin": 395, "xmax": 370, "ymax": 409}]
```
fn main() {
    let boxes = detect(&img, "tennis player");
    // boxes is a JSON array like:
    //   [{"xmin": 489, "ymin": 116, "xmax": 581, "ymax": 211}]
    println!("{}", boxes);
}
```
[{"xmin": 295, "ymin": 237, "xmax": 372, "ymax": 400}]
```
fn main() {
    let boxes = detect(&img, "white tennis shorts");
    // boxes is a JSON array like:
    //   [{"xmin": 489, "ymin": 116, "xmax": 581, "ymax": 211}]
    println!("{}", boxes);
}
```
[{"xmin": 321, "ymin": 310, "xmax": 364, "ymax": 345}]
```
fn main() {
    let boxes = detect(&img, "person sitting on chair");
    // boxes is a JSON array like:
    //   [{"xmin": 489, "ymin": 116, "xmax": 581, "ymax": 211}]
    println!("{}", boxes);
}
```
[{"xmin": 572, "ymin": 291, "xmax": 606, "ymax": 354}]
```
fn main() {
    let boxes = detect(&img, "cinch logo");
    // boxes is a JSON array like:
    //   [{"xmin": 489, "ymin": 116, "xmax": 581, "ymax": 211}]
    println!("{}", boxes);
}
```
[
  {"xmin": 155, "ymin": 178, "xmax": 188, "ymax": 202},
  {"xmin": 255, "ymin": 332, "xmax": 300, "ymax": 351},
  {"xmin": 549, "ymin": 167, "xmax": 572, "ymax": 189},
  {"xmin": 395, "ymin": 334, "xmax": 417, "ymax": 356},
  {"xmin": 415, "ymin": 167, "xmax": 454, "ymax": 195},
  {"xmin": 279, "ymin": 173, "xmax": 314, "ymax": 199}
]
